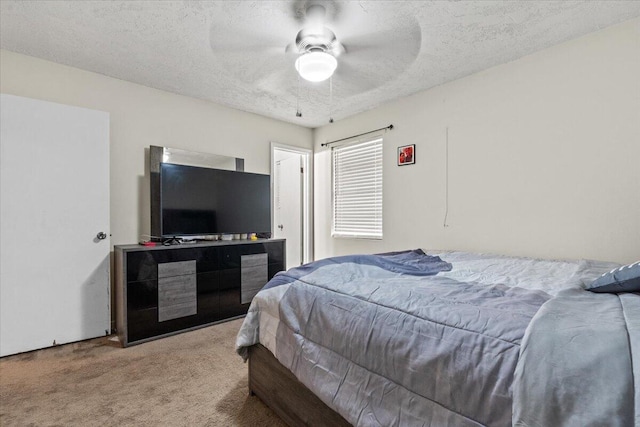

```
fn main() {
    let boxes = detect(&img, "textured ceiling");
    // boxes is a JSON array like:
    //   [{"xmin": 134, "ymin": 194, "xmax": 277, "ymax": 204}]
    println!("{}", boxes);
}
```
[{"xmin": 1, "ymin": 1, "xmax": 639, "ymax": 128}]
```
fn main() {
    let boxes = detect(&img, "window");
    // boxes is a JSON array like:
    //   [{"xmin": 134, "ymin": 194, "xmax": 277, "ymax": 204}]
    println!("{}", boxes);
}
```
[{"xmin": 332, "ymin": 137, "xmax": 383, "ymax": 239}]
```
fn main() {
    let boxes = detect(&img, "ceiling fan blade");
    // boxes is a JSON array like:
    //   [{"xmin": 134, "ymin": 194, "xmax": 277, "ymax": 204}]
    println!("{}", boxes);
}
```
[
  {"xmin": 285, "ymin": 42, "xmax": 302, "ymax": 55},
  {"xmin": 210, "ymin": 25, "xmax": 294, "ymax": 54},
  {"xmin": 332, "ymin": 61, "xmax": 383, "ymax": 95},
  {"xmin": 329, "ymin": 41, "xmax": 346, "ymax": 57},
  {"xmin": 255, "ymin": 67, "xmax": 298, "ymax": 95},
  {"xmin": 208, "ymin": 1, "xmax": 299, "ymax": 54},
  {"xmin": 329, "ymin": 21, "xmax": 421, "ymax": 95},
  {"xmin": 340, "ymin": 24, "xmax": 421, "ymax": 58}
]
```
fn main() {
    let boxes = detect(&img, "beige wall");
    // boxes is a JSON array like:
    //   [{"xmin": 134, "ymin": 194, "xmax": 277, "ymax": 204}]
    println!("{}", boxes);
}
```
[
  {"xmin": 2, "ymin": 17, "xmax": 639, "ymax": 264},
  {"xmin": 313, "ymin": 18, "xmax": 640, "ymax": 264},
  {"xmin": 0, "ymin": 50, "xmax": 313, "ymax": 246}
]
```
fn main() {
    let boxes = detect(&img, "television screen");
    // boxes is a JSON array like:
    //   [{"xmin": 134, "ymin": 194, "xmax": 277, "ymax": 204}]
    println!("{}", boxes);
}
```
[{"xmin": 160, "ymin": 163, "xmax": 271, "ymax": 236}]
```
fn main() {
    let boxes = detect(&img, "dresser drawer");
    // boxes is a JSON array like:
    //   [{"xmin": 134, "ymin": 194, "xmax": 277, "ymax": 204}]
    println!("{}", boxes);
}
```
[
  {"xmin": 158, "ymin": 260, "xmax": 196, "ymax": 278},
  {"xmin": 158, "ymin": 261, "xmax": 197, "ymax": 322}
]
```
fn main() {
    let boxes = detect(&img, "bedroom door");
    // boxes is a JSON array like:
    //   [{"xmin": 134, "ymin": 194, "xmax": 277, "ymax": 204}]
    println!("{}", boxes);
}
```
[
  {"xmin": 0, "ymin": 94, "xmax": 110, "ymax": 357},
  {"xmin": 272, "ymin": 144, "xmax": 312, "ymax": 269}
]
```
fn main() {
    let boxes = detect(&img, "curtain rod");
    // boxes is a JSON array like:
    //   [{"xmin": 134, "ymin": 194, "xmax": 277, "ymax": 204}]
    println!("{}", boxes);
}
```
[{"xmin": 321, "ymin": 124, "xmax": 394, "ymax": 147}]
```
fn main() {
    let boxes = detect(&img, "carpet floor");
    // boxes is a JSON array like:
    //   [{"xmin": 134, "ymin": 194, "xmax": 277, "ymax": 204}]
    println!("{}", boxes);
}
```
[{"xmin": 0, "ymin": 318, "xmax": 287, "ymax": 427}]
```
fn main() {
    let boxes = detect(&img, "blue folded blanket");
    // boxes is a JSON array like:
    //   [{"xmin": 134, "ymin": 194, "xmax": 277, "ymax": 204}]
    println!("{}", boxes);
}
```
[{"xmin": 264, "ymin": 248, "xmax": 452, "ymax": 290}]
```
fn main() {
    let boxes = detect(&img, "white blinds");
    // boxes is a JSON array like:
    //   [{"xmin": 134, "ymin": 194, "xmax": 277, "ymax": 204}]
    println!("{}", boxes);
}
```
[{"xmin": 332, "ymin": 137, "xmax": 383, "ymax": 239}]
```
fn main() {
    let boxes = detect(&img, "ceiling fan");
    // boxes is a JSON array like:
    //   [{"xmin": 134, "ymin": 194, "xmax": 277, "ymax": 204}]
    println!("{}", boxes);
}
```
[
  {"xmin": 287, "ymin": 4, "xmax": 344, "ymax": 82},
  {"xmin": 207, "ymin": 1, "xmax": 421, "ymax": 120}
]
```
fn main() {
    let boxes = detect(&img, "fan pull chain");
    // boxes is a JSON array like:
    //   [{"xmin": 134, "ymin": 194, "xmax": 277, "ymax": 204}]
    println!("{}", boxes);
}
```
[
  {"xmin": 296, "ymin": 73, "xmax": 302, "ymax": 117},
  {"xmin": 329, "ymin": 77, "xmax": 334, "ymax": 123}
]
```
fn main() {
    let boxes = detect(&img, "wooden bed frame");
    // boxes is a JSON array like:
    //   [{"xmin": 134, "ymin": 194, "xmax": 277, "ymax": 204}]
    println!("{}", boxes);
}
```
[{"xmin": 248, "ymin": 344, "xmax": 351, "ymax": 427}]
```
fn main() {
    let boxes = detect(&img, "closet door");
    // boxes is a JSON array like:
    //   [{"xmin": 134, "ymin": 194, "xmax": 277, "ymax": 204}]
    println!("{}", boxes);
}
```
[{"xmin": 0, "ymin": 94, "xmax": 110, "ymax": 356}]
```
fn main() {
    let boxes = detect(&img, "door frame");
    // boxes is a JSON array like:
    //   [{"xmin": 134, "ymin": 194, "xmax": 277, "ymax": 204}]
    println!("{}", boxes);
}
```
[{"xmin": 271, "ymin": 142, "xmax": 313, "ymax": 265}]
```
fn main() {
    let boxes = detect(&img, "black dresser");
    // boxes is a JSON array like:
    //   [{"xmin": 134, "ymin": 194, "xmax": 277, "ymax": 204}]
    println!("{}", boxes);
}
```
[{"xmin": 114, "ymin": 239, "xmax": 285, "ymax": 346}]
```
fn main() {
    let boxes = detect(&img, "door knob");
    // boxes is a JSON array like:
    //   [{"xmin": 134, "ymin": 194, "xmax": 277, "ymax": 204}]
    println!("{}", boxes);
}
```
[
  {"xmin": 96, "ymin": 232, "xmax": 107, "ymax": 240},
  {"xmin": 278, "ymin": 224, "xmax": 284, "ymax": 230}
]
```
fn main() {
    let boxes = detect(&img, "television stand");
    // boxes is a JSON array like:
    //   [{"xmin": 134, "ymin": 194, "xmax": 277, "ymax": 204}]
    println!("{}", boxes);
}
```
[{"xmin": 114, "ymin": 239, "xmax": 285, "ymax": 346}]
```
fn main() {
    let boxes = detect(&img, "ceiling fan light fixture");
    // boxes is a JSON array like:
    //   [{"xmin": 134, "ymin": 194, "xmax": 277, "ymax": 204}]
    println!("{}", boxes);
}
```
[{"xmin": 295, "ymin": 51, "xmax": 337, "ymax": 82}]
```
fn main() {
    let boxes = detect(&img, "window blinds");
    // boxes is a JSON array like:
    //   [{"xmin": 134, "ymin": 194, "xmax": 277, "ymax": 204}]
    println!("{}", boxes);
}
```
[{"xmin": 332, "ymin": 137, "xmax": 383, "ymax": 239}]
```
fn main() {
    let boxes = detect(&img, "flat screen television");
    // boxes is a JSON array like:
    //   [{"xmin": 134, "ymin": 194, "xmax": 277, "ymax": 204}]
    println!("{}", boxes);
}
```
[{"xmin": 160, "ymin": 163, "xmax": 271, "ymax": 237}]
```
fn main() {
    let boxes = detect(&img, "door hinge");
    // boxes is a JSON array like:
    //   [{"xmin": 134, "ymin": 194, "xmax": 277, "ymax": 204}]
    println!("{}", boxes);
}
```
[{"xmin": 300, "ymin": 167, "xmax": 304, "ymax": 173}]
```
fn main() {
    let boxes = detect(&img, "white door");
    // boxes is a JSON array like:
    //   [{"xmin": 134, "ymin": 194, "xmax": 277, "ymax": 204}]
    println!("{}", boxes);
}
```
[
  {"xmin": 0, "ymin": 94, "xmax": 110, "ymax": 357},
  {"xmin": 273, "ymin": 153, "xmax": 302, "ymax": 269}
]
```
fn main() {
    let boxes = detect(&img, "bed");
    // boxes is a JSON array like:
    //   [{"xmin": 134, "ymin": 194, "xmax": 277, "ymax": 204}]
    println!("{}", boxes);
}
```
[{"xmin": 236, "ymin": 249, "xmax": 640, "ymax": 427}]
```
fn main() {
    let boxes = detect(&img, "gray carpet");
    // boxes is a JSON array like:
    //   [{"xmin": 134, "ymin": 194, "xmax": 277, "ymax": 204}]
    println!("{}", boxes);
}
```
[{"xmin": 0, "ymin": 318, "xmax": 286, "ymax": 427}]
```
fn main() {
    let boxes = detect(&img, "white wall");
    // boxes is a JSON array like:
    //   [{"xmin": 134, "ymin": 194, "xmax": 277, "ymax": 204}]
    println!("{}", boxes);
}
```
[
  {"xmin": 314, "ymin": 18, "xmax": 640, "ymax": 264},
  {"xmin": 0, "ymin": 50, "xmax": 313, "ymax": 246}
]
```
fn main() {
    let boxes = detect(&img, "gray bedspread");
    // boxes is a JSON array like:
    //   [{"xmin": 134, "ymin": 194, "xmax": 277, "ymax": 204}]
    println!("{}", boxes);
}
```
[
  {"xmin": 513, "ymin": 289, "xmax": 639, "ymax": 427},
  {"xmin": 237, "ymin": 251, "xmax": 638, "ymax": 426}
]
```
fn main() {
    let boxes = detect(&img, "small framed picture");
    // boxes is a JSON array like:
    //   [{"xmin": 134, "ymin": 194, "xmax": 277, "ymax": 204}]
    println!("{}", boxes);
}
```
[{"xmin": 397, "ymin": 144, "xmax": 415, "ymax": 166}]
